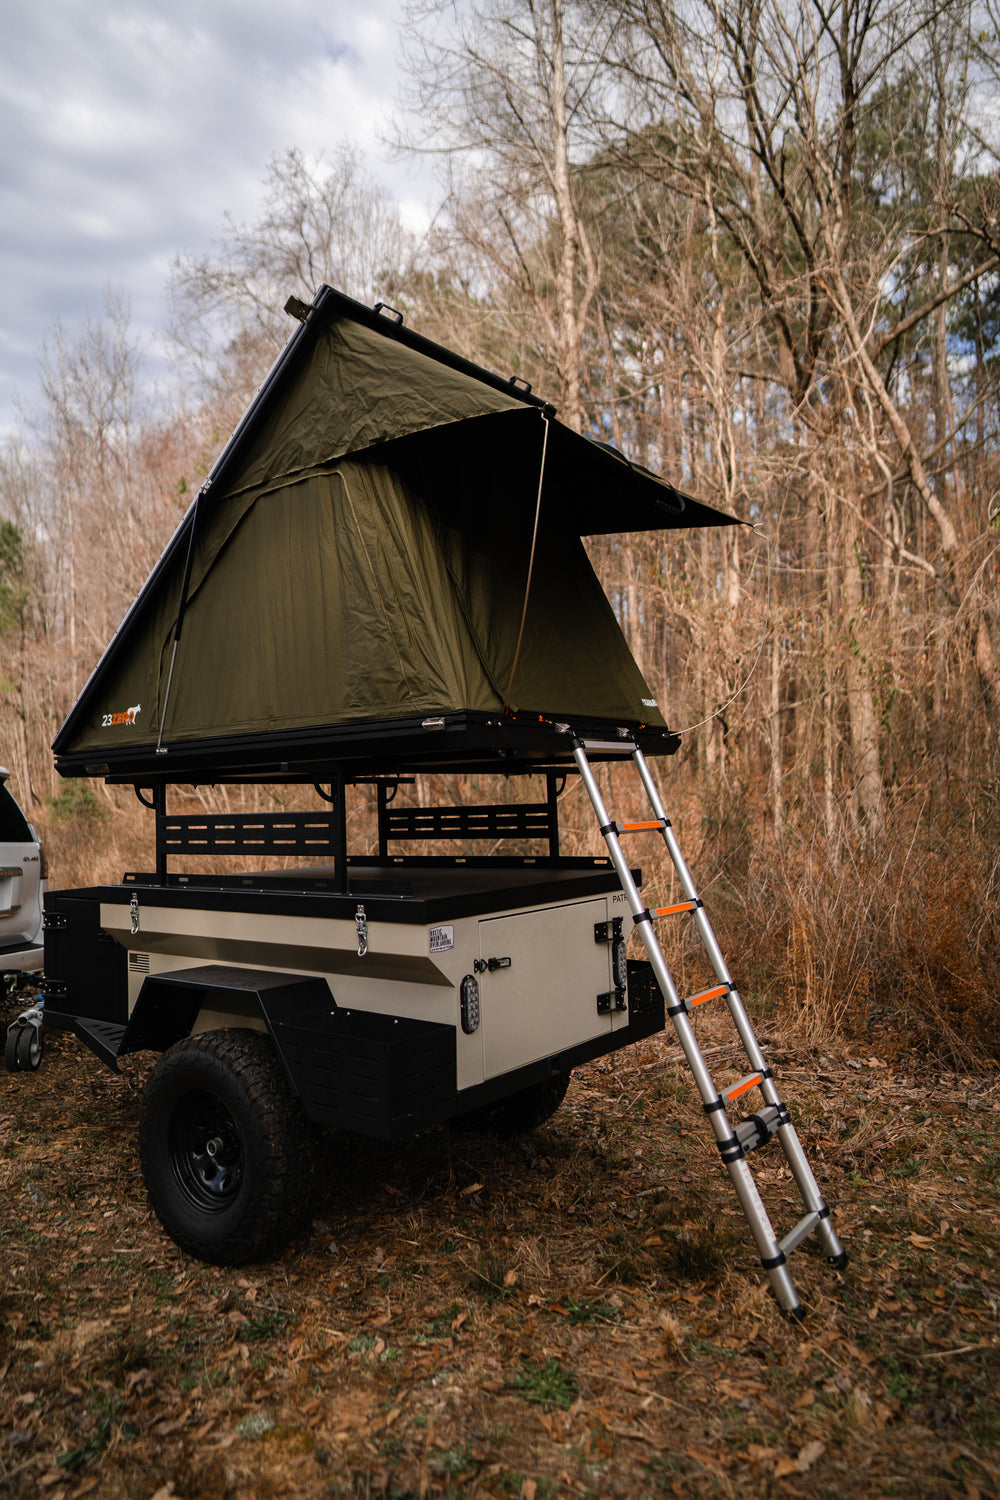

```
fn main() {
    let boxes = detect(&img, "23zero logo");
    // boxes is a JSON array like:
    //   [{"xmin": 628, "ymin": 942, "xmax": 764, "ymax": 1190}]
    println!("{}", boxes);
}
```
[{"xmin": 102, "ymin": 703, "xmax": 141, "ymax": 728}]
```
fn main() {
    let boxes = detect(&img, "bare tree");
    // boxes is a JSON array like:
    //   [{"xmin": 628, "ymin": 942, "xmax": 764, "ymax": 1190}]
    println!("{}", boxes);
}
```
[
  {"xmin": 397, "ymin": 0, "xmax": 623, "ymax": 430},
  {"xmin": 170, "ymin": 145, "xmax": 414, "ymax": 411},
  {"xmin": 599, "ymin": 0, "xmax": 1000, "ymax": 831}
]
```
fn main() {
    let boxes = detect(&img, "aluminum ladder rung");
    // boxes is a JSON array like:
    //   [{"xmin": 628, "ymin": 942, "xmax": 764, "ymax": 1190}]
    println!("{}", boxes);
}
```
[
  {"xmin": 779, "ymin": 1212, "xmax": 823, "ymax": 1258},
  {"xmin": 570, "ymin": 733, "xmax": 848, "ymax": 1317},
  {"xmin": 577, "ymin": 737, "xmax": 639, "ymax": 755}
]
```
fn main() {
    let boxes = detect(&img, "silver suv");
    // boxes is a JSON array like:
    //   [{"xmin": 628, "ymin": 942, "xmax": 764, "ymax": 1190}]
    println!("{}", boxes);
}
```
[{"xmin": 0, "ymin": 766, "xmax": 45, "ymax": 980}]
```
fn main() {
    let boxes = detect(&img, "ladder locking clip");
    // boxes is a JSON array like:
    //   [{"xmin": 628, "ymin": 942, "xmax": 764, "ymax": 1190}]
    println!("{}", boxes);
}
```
[
  {"xmin": 716, "ymin": 1133, "xmax": 745, "ymax": 1164},
  {"xmin": 474, "ymin": 956, "xmax": 512, "ymax": 974},
  {"xmin": 734, "ymin": 1104, "xmax": 784, "ymax": 1154},
  {"xmin": 597, "ymin": 988, "xmax": 627, "ymax": 1015}
]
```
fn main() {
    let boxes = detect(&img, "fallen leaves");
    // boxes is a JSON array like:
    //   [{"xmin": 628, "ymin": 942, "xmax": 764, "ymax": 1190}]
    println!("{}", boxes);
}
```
[
  {"xmin": 774, "ymin": 1439, "xmax": 826, "ymax": 1476},
  {"xmin": 1, "ymin": 1032, "xmax": 999, "ymax": 1499}
]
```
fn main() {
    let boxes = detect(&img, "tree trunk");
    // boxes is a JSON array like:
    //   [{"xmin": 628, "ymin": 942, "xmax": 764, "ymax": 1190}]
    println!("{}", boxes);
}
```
[
  {"xmin": 769, "ymin": 632, "xmax": 783, "ymax": 837},
  {"xmin": 549, "ymin": 0, "xmax": 585, "ymax": 432},
  {"xmin": 841, "ymin": 510, "xmax": 885, "ymax": 835}
]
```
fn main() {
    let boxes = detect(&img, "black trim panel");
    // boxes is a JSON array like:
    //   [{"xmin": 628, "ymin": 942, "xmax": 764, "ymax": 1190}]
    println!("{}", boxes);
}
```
[
  {"xmin": 55, "ymin": 861, "xmax": 636, "ymax": 926},
  {"xmin": 57, "ymin": 709, "xmax": 680, "ymax": 782}
]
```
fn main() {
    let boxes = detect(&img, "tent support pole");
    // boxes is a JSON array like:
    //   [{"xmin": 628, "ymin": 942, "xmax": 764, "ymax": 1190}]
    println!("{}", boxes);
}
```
[
  {"xmin": 332, "ymin": 773, "xmax": 349, "ymax": 894},
  {"xmin": 154, "ymin": 784, "xmax": 168, "ymax": 885},
  {"xmin": 546, "ymin": 774, "xmax": 561, "ymax": 858},
  {"xmin": 376, "ymin": 780, "xmax": 389, "ymax": 858},
  {"xmin": 502, "ymin": 412, "xmax": 550, "ymax": 713}
]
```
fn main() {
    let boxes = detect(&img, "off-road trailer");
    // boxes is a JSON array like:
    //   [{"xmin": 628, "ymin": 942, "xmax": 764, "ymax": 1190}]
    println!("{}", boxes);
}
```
[
  {"xmin": 38, "ymin": 757, "xmax": 665, "ymax": 1265},
  {"xmin": 18, "ymin": 286, "xmax": 844, "ymax": 1311}
]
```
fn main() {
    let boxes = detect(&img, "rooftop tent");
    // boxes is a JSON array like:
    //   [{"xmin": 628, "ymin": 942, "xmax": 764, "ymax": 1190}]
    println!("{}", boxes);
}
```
[{"xmin": 52, "ymin": 287, "xmax": 739, "ymax": 782}]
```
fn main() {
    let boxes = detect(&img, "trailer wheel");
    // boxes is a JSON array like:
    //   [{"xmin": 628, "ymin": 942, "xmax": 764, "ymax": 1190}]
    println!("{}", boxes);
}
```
[
  {"xmin": 5, "ymin": 1025, "xmax": 21, "ymax": 1072},
  {"xmin": 139, "ymin": 1029, "xmax": 313, "ymax": 1266},
  {"xmin": 458, "ymin": 1070, "xmax": 571, "ymax": 1137},
  {"xmin": 15, "ymin": 1024, "xmax": 43, "ymax": 1070},
  {"xmin": 5, "ymin": 1022, "xmax": 42, "ymax": 1072}
]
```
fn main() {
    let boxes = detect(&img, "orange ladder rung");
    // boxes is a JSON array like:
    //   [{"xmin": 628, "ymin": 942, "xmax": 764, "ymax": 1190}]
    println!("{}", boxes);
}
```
[
  {"xmin": 617, "ymin": 819, "xmax": 665, "ymax": 832},
  {"xmin": 688, "ymin": 983, "xmax": 729, "ymax": 1009},
  {"xmin": 651, "ymin": 901, "xmax": 698, "ymax": 916},
  {"xmin": 669, "ymin": 982, "xmax": 731, "ymax": 1019},
  {"xmin": 724, "ymin": 1072, "xmax": 763, "ymax": 1103}
]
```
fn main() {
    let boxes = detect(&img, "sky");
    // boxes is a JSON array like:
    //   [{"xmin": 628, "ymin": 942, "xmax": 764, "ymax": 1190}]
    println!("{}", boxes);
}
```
[{"xmin": 0, "ymin": 0, "xmax": 433, "ymax": 438}]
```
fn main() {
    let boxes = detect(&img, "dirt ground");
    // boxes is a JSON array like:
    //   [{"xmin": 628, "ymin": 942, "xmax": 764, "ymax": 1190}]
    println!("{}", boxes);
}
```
[{"xmin": 2, "ymin": 1009, "xmax": 999, "ymax": 1500}]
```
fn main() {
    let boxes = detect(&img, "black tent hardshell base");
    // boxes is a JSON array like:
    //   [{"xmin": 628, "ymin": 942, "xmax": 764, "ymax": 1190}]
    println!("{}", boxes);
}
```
[{"xmin": 66, "ymin": 709, "xmax": 680, "ymax": 785}]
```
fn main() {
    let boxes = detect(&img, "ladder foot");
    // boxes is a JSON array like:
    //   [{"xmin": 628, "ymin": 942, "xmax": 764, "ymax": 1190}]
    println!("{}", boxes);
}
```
[
  {"xmin": 784, "ymin": 1303, "xmax": 806, "ymax": 1323},
  {"xmin": 828, "ymin": 1250, "xmax": 849, "ymax": 1271}
]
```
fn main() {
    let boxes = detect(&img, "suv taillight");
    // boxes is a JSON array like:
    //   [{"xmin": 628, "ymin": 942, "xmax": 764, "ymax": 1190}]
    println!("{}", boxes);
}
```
[{"xmin": 29, "ymin": 826, "xmax": 47, "ymax": 881}]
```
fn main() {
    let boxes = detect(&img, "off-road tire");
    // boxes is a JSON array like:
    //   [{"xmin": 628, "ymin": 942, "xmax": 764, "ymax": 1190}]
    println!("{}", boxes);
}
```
[
  {"xmin": 139, "ymin": 1028, "xmax": 314, "ymax": 1266},
  {"xmin": 456, "ymin": 1070, "xmax": 571, "ymax": 1137}
]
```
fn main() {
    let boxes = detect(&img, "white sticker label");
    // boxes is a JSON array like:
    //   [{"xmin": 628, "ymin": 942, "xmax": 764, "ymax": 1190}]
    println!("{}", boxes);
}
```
[{"xmin": 429, "ymin": 925, "xmax": 454, "ymax": 953}]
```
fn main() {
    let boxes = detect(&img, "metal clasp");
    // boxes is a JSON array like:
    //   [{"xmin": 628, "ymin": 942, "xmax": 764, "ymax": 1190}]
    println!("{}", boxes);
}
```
[
  {"xmin": 355, "ymin": 904, "xmax": 368, "ymax": 957},
  {"xmin": 130, "ymin": 891, "xmax": 140, "ymax": 936},
  {"xmin": 474, "ymin": 956, "xmax": 511, "ymax": 974}
]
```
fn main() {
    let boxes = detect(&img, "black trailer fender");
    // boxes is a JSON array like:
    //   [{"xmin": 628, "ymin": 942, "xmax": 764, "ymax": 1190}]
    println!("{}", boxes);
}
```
[
  {"xmin": 119, "ymin": 964, "xmax": 316, "ymax": 1057},
  {"xmin": 122, "ymin": 965, "xmax": 457, "ymax": 1139}
]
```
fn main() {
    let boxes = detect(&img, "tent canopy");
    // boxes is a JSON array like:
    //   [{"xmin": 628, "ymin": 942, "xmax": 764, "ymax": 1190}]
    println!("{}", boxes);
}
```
[{"xmin": 53, "ymin": 286, "xmax": 738, "ymax": 782}]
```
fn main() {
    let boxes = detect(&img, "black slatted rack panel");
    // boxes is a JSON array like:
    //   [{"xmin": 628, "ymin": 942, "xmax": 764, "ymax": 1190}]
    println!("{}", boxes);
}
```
[
  {"xmin": 377, "ymin": 776, "xmax": 561, "ymax": 857},
  {"xmin": 157, "ymin": 813, "xmax": 341, "ymax": 857}
]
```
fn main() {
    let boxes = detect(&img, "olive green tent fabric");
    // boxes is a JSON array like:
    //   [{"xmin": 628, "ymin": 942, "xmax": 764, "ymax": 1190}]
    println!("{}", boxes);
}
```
[
  {"xmin": 74, "ymin": 445, "xmax": 661, "ymax": 752},
  {"xmin": 54, "ymin": 296, "xmax": 730, "ymax": 769},
  {"xmin": 162, "ymin": 460, "xmax": 494, "ymax": 737},
  {"xmin": 222, "ymin": 315, "xmax": 525, "ymax": 496}
]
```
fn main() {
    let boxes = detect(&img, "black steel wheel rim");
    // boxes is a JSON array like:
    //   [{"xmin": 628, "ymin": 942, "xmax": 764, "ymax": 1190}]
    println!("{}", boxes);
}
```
[{"xmin": 168, "ymin": 1088, "xmax": 244, "ymax": 1212}]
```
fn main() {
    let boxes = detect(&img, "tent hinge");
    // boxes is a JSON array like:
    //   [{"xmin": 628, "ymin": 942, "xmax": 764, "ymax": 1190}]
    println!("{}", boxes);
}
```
[{"xmin": 284, "ymin": 296, "xmax": 314, "ymax": 323}]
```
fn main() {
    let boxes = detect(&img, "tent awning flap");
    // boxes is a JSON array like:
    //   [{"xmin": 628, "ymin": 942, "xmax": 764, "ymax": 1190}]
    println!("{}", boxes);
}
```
[{"xmin": 221, "ymin": 315, "xmax": 526, "ymax": 502}]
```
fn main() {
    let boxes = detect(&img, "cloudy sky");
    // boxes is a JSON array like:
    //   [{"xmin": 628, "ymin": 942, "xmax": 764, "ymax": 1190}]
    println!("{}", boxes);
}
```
[{"xmin": 0, "ymin": 0, "xmax": 433, "ymax": 437}]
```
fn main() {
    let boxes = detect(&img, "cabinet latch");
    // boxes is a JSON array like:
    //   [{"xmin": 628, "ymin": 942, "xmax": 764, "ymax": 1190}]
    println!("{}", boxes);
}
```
[
  {"xmin": 355, "ymin": 904, "xmax": 368, "ymax": 957},
  {"xmin": 474, "ymin": 956, "xmax": 511, "ymax": 974}
]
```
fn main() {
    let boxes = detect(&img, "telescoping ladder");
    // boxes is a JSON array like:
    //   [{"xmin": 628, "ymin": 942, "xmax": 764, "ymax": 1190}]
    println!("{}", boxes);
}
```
[{"xmin": 572, "ymin": 735, "xmax": 847, "ymax": 1317}]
